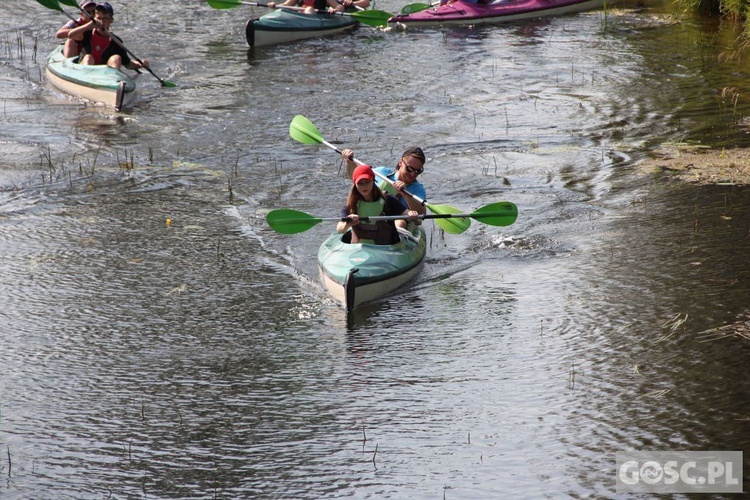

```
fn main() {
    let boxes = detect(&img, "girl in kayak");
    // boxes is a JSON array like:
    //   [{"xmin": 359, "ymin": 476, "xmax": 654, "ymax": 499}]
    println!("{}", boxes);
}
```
[{"xmin": 337, "ymin": 165, "xmax": 418, "ymax": 245}]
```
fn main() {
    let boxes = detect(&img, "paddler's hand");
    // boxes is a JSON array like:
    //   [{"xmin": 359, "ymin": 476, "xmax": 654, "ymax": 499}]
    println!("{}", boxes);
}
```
[
  {"xmin": 406, "ymin": 210, "xmax": 418, "ymax": 221},
  {"xmin": 347, "ymin": 214, "xmax": 360, "ymax": 225},
  {"xmin": 268, "ymin": 2, "xmax": 276, "ymax": 8},
  {"xmin": 140, "ymin": 59, "xmax": 150, "ymax": 69},
  {"xmin": 392, "ymin": 180, "xmax": 407, "ymax": 192},
  {"xmin": 341, "ymin": 149, "xmax": 355, "ymax": 162}
]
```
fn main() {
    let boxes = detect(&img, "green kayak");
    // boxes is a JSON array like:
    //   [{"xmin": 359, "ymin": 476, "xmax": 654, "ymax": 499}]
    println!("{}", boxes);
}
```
[
  {"xmin": 245, "ymin": 9, "xmax": 358, "ymax": 47},
  {"xmin": 45, "ymin": 46, "xmax": 138, "ymax": 111},
  {"xmin": 318, "ymin": 225, "xmax": 426, "ymax": 311}
]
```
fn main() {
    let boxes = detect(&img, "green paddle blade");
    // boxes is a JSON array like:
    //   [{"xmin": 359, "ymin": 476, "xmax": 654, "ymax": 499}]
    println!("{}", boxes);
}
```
[
  {"xmin": 151, "ymin": 69, "xmax": 178, "ymax": 87},
  {"xmin": 57, "ymin": 0, "xmax": 79, "ymax": 6},
  {"xmin": 206, "ymin": 0, "xmax": 244, "ymax": 8},
  {"xmin": 472, "ymin": 202, "xmax": 518, "ymax": 227},
  {"xmin": 351, "ymin": 9, "xmax": 394, "ymax": 27},
  {"xmin": 426, "ymin": 203, "xmax": 470, "ymax": 234},
  {"xmin": 289, "ymin": 114, "xmax": 324, "ymax": 144},
  {"xmin": 400, "ymin": 2, "xmax": 432, "ymax": 14},
  {"xmin": 267, "ymin": 208, "xmax": 323, "ymax": 234},
  {"xmin": 35, "ymin": 0, "xmax": 63, "ymax": 11}
]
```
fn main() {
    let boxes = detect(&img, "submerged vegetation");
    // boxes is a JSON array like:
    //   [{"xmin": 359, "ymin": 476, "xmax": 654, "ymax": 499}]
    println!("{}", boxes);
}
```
[{"xmin": 677, "ymin": 0, "xmax": 750, "ymax": 42}]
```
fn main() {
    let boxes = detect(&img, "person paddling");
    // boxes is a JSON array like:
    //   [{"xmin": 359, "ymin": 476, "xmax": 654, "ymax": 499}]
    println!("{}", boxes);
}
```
[
  {"xmin": 56, "ymin": 0, "xmax": 97, "ymax": 58},
  {"xmin": 337, "ymin": 165, "xmax": 418, "ymax": 245},
  {"xmin": 341, "ymin": 146, "xmax": 428, "ymax": 231},
  {"xmin": 67, "ymin": 3, "xmax": 149, "ymax": 71}
]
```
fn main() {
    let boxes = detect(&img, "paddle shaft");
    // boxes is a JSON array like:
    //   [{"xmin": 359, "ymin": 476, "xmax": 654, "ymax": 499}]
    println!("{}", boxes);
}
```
[
  {"xmin": 297, "ymin": 211, "xmax": 510, "ymax": 223},
  {"xmin": 336, "ymin": 0, "xmax": 366, "ymax": 11},
  {"xmin": 267, "ymin": 201, "xmax": 516, "ymax": 233}
]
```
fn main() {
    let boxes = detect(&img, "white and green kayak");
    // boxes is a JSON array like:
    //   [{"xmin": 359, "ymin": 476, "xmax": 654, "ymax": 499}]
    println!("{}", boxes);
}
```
[
  {"xmin": 45, "ymin": 46, "xmax": 138, "ymax": 111},
  {"xmin": 318, "ymin": 226, "xmax": 427, "ymax": 311},
  {"xmin": 245, "ymin": 9, "xmax": 359, "ymax": 47}
]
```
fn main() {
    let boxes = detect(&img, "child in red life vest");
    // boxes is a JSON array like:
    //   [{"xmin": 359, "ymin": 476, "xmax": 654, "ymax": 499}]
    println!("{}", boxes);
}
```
[{"xmin": 67, "ymin": 3, "xmax": 149, "ymax": 71}]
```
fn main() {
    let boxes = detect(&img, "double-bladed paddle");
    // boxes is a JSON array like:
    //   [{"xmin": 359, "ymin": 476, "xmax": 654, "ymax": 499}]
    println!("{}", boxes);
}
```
[
  {"xmin": 267, "ymin": 203, "xmax": 518, "ymax": 234},
  {"xmin": 289, "ymin": 114, "xmax": 472, "ymax": 234},
  {"xmin": 206, "ymin": 0, "xmax": 394, "ymax": 28},
  {"xmin": 38, "ymin": 0, "xmax": 177, "ymax": 87}
]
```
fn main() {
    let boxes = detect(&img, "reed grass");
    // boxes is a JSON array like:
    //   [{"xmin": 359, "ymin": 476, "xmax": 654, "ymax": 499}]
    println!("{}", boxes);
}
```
[
  {"xmin": 644, "ymin": 388, "xmax": 671, "ymax": 398},
  {"xmin": 272, "ymin": 159, "xmax": 285, "ymax": 200},
  {"xmin": 568, "ymin": 361, "xmax": 577, "ymax": 390},
  {"xmin": 216, "ymin": 237, "xmax": 226, "ymax": 265},
  {"xmin": 658, "ymin": 312, "xmax": 688, "ymax": 341},
  {"xmin": 698, "ymin": 313, "xmax": 750, "ymax": 342},
  {"xmin": 116, "ymin": 148, "xmax": 135, "ymax": 172}
]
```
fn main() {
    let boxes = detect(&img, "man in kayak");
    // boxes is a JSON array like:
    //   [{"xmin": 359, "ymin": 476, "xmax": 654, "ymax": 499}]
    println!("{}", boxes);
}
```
[
  {"xmin": 67, "ymin": 2, "xmax": 149, "ymax": 71},
  {"xmin": 267, "ymin": 0, "xmax": 346, "ymax": 14},
  {"xmin": 337, "ymin": 165, "xmax": 419, "ymax": 245},
  {"xmin": 340, "ymin": 146, "xmax": 428, "ymax": 227},
  {"xmin": 55, "ymin": 0, "xmax": 97, "ymax": 57}
]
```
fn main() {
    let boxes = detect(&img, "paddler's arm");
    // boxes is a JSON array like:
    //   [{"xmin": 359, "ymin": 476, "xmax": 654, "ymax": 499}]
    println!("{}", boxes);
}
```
[
  {"xmin": 267, "ymin": 0, "xmax": 297, "ymax": 8},
  {"xmin": 327, "ymin": 0, "xmax": 347, "ymax": 11},
  {"xmin": 341, "ymin": 0, "xmax": 370, "ymax": 7},
  {"xmin": 341, "ymin": 148, "xmax": 357, "ymax": 179},
  {"xmin": 56, "ymin": 19, "xmax": 79, "ymax": 40},
  {"xmin": 392, "ymin": 181, "xmax": 426, "ymax": 215},
  {"xmin": 125, "ymin": 58, "xmax": 150, "ymax": 70},
  {"xmin": 67, "ymin": 20, "xmax": 95, "ymax": 41}
]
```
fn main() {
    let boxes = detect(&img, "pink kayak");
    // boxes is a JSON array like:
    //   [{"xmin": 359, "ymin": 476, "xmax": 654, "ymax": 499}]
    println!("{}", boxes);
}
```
[{"xmin": 388, "ymin": 0, "xmax": 610, "ymax": 27}]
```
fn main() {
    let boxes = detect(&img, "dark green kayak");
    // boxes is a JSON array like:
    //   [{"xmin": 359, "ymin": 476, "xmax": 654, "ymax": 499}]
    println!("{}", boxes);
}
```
[{"xmin": 245, "ymin": 9, "xmax": 358, "ymax": 47}]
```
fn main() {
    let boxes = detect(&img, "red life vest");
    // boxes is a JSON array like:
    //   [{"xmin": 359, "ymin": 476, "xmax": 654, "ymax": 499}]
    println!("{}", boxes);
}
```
[
  {"xmin": 299, "ymin": 0, "xmax": 324, "ymax": 8},
  {"xmin": 88, "ymin": 30, "xmax": 111, "ymax": 65}
]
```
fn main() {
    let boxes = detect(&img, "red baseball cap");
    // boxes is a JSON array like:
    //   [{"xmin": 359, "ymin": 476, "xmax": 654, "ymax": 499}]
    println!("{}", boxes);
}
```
[{"xmin": 352, "ymin": 165, "xmax": 375, "ymax": 184}]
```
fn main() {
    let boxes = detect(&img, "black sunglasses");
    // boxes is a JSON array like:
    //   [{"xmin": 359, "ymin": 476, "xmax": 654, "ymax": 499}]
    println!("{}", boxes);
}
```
[{"xmin": 402, "ymin": 162, "xmax": 424, "ymax": 175}]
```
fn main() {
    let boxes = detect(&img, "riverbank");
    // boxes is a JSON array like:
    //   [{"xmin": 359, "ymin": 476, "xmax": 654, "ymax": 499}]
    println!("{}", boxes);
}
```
[{"xmin": 639, "ymin": 143, "xmax": 750, "ymax": 185}]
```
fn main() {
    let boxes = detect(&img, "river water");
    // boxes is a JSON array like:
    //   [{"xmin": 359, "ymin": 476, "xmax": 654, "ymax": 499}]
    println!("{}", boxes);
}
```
[{"xmin": 2, "ymin": 0, "xmax": 750, "ymax": 497}]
